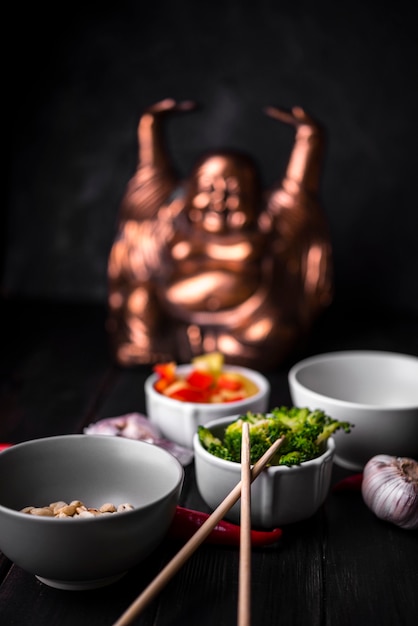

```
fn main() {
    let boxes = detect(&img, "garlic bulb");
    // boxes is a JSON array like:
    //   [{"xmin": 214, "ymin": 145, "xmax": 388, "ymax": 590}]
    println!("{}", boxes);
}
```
[{"xmin": 361, "ymin": 454, "xmax": 418, "ymax": 530}]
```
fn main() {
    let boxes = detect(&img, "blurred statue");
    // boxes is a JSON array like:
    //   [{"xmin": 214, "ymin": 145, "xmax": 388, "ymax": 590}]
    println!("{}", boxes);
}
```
[{"xmin": 107, "ymin": 99, "xmax": 333, "ymax": 370}]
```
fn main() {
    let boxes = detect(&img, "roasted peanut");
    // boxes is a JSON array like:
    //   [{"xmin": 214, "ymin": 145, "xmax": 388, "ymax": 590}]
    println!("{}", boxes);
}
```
[
  {"xmin": 20, "ymin": 500, "xmax": 135, "ymax": 518},
  {"xmin": 100, "ymin": 503, "xmax": 117, "ymax": 513},
  {"xmin": 29, "ymin": 507, "xmax": 55, "ymax": 517},
  {"xmin": 50, "ymin": 501, "xmax": 67, "ymax": 513},
  {"xmin": 117, "ymin": 503, "xmax": 135, "ymax": 512},
  {"xmin": 76, "ymin": 510, "xmax": 96, "ymax": 518},
  {"xmin": 56, "ymin": 504, "xmax": 78, "ymax": 516}
]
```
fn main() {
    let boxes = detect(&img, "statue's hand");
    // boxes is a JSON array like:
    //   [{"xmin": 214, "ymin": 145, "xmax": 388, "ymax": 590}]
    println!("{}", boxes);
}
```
[
  {"xmin": 146, "ymin": 99, "xmax": 197, "ymax": 114},
  {"xmin": 264, "ymin": 105, "xmax": 316, "ymax": 128}
]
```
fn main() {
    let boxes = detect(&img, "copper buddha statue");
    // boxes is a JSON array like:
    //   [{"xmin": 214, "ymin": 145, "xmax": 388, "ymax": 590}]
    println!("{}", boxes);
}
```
[{"xmin": 107, "ymin": 99, "xmax": 333, "ymax": 370}]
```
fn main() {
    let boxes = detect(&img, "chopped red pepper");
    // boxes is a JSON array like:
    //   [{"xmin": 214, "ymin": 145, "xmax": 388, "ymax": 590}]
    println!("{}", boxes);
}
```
[
  {"xmin": 153, "ymin": 362, "xmax": 177, "ymax": 383},
  {"xmin": 168, "ymin": 506, "xmax": 282, "ymax": 546},
  {"xmin": 186, "ymin": 369, "xmax": 215, "ymax": 390},
  {"xmin": 223, "ymin": 394, "xmax": 246, "ymax": 403},
  {"xmin": 168, "ymin": 387, "xmax": 211, "ymax": 403},
  {"xmin": 152, "ymin": 355, "xmax": 259, "ymax": 403},
  {"xmin": 154, "ymin": 378, "xmax": 170, "ymax": 393},
  {"xmin": 217, "ymin": 374, "xmax": 243, "ymax": 391}
]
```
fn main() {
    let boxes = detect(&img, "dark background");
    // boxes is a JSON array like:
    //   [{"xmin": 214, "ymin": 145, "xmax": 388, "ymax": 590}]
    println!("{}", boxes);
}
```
[{"xmin": 4, "ymin": 0, "xmax": 418, "ymax": 321}]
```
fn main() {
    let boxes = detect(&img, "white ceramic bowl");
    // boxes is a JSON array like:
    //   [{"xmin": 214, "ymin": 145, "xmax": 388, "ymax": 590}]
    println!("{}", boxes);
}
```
[
  {"xmin": 145, "ymin": 364, "xmax": 270, "ymax": 448},
  {"xmin": 288, "ymin": 350, "xmax": 418, "ymax": 471},
  {"xmin": 0, "ymin": 435, "xmax": 184, "ymax": 590},
  {"xmin": 193, "ymin": 415, "xmax": 335, "ymax": 528}
]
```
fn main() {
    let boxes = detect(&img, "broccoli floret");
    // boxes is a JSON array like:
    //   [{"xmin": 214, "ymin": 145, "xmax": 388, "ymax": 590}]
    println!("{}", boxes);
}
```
[
  {"xmin": 276, "ymin": 431, "xmax": 320, "ymax": 465},
  {"xmin": 222, "ymin": 419, "xmax": 245, "ymax": 461},
  {"xmin": 223, "ymin": 413, "xmax": 288, "ymax": 463},
  {"xmin": 276, "ymin": 450, "xmax": 307, "ymax": 466},
  {"xmin": 197, "ymin": 426, "xmax": 233, "ymax": 461},
  {"xmin": 271, "ymin": 406, "xmax": 312, "ymax": 429},
  {"xmin": 271, "ymin": 407, "xmax": 325, "ymax": 441},
  {"xmin": 199, "ymin": 407, "xmax": 353, "ymax": 467},
  {"xmin": 315, "ymin": 419, "xmax": 352, "ymax": 446},
  {"xmin": 269, "ymin": 406, "xmax": 352, "ymax": 465}
]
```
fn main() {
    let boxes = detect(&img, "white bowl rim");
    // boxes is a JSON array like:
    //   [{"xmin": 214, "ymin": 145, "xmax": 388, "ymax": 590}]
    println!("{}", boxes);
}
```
[
  {"xmin": 193, "ymin": 414, "xmax": 335, "ymax": 472},
  {"xmin": 145, "ymin": 364, "xmax": 270, "ymax": 407},
  {"xmin": 288, "ymin": 349, "xmax": 418, "ymax": 411},
  {"xmin": 0, "ymin": 434, "xmax": 184, "ymax": 522}
]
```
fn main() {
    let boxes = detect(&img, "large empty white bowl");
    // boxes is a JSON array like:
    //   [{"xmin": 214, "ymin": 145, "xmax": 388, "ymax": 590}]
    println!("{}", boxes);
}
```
[{"xmin": 288, "ymin": 350, "xmax": 418, "ymax": 471}]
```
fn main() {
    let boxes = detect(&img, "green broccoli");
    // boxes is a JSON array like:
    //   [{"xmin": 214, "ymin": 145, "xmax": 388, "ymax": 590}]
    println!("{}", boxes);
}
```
[
  {"xmin": 276, "ymin": 431, "xmax": 320, "ymax": 465},
  {"xmin": 222, "ymin": 414, "xmax": 286, "ymax": 463},
  {"xmin": 271, "ymin": 406, "xmax": 325, "ymax": 441},
  {"xmin": 198, "ymin": 407, "xmax": 353, "ymax": 466},
  {"xmin": 271, "ymin": 406, "xmax": 352, "ymax": 465},
  {"xmin": 197, "ymin": 426, "xmax": 233, "ymax": 461},
  {"xmin": 315, "ymin": 419, "xmax": 352, "ymax": 446}
]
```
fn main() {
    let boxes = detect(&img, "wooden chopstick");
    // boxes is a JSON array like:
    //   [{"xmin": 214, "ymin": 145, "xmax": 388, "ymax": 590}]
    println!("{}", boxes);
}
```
[
  {"xmin": 238, "ymin": 421, "xmax": 251, "ymax": 626},
  {"xmin": 112, "ymin": 433, "xmax": 285, "ymax": 626}
]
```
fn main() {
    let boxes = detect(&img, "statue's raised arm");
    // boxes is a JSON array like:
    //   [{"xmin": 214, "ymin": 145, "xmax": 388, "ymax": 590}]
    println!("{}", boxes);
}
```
[
  {"xmin": 264, "ymin": 105, "xmax": 324, "ymax": 197},
  {"xmin": 121, "ymin": 99, "xmax": 196, "ymax": 220},
  {"xmin": 263, "ymin": 105, "xmax": 333, "ymax": 324}
]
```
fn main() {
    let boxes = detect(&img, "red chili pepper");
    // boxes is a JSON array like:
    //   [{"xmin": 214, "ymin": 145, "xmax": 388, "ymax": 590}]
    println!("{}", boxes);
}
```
[
  {"xmin": 168, "ymin": 506, "xmax": 282, "ymax": 546},
  {"xmin": 332, "ymin": 473, "xmax": 363, "ymax": 492}
]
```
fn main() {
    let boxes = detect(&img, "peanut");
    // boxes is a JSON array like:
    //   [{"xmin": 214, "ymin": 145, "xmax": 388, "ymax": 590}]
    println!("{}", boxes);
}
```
[
  {"xmin": 100, "ymin": 503, "xmax": 117, "ymax": 513},
  {"xmin": 29, "ymin": 507, "xmax": 55, "ymax": 517},
  {"xmin": 117, "ymin": 503, "xmax": 135, "ymax": 512},
  {"xmin": 20, "ymin": 500, "xmax": 135, "ymax": 518}
]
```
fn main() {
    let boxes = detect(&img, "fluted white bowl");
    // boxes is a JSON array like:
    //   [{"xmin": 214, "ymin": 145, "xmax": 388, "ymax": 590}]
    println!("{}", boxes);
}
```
[{"xmin": 193, "ymin": 415, "xmax": 335, "ymax": 528}]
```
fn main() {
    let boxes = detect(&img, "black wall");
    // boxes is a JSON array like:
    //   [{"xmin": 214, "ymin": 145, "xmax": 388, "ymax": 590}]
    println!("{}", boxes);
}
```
[{"xmin": 4, "ymin": 0, "xmax": 418, "ymax": 317}]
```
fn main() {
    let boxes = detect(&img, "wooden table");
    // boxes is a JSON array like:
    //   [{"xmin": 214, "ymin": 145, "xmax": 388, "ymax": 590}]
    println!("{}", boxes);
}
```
[{"xmin": 1, "ymin": 298, "xmax": 417, "ymax": 626}]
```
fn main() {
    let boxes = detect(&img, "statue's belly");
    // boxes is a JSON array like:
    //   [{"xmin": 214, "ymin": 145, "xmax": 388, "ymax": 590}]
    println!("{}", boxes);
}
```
[{"xmin": 162, "ymin": 271, "xmax": 260, "ymax": 314}]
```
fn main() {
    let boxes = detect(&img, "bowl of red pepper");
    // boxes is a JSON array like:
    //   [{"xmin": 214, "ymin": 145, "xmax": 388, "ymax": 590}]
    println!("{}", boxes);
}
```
[{"xmin": 145, "ymin": 353, "xmax": 270, "ymax": 448}]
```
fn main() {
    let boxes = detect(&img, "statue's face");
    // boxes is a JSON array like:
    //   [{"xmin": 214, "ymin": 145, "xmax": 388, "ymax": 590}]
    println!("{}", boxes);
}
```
[{"xmin": 185, "ymin": 154, "xmax": 260, "ymax": 234}]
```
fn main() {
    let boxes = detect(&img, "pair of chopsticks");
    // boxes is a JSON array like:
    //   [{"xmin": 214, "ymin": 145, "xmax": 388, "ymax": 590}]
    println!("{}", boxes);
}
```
[{"xmin": 113, "ymin": 430, "xmax": 284, "ymax": 626}]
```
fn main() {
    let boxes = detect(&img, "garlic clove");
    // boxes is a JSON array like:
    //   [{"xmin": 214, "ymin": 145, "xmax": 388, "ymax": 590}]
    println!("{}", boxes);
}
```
[{"xmin": 361, "ymin": 454, "xmax": 418, "ymax": 530}]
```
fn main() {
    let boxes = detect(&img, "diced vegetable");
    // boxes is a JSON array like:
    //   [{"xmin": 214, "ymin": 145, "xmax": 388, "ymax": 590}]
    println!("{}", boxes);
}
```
[
  {"xmin": 186, "ymin": 369, "xmax": 215, "ymax": 390},
  {"xmin": 217, "ymin": 373, "xmax": 242, "ymax": 391},
  {"xmin": 152, "ymin": 353, "xmax": 259, "ymax": 404},
  {"xmin": 192, "ymin": 351, "xmax": 224, "ymax": 374},
  {"xmin": 153, "ymin": 362, "xmax": 176, "ymax": 382}
]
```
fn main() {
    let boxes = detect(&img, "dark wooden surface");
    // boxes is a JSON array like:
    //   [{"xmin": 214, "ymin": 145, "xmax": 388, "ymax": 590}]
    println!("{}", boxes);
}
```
[{"xmin": 1, "ymin": 298, "xmax": 417, "ymax": 626}]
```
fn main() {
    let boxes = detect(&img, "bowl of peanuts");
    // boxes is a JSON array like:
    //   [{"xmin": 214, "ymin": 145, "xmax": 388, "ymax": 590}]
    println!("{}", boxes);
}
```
[{"xmin": 0, "ymin": 434, "xmax": 184, "ymax": 590}]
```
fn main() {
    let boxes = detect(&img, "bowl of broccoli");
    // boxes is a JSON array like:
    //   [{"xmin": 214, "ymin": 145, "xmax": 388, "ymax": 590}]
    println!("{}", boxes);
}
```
[{"xmin": 193, "ymin": 408, "xmax": 352, "ymax": 528}]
